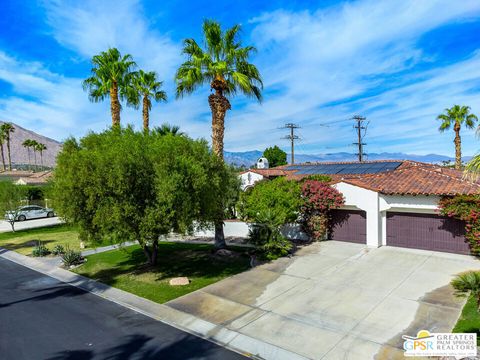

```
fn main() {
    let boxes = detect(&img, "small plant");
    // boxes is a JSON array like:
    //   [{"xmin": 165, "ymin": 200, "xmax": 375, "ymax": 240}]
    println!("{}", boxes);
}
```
[
  {"xmin": 61, "ymin": 247, "xmax": 84, "ymax": 267},
  {"xmin": 32, "ymin": 241, "xmax": 51, "ymax": 257},
  {"xmin": 451, "ymin": 271, "xmax": 480, "ymax": 311},
  {"xmin": 52, "ymin": 244, "xmax": 65, "ymax": 255}
]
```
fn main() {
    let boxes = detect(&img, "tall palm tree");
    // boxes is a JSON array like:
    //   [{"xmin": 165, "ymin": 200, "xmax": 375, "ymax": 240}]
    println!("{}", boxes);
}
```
[
  {"xmin": 30, "ymin": 139, "xmax": 39, "ymax": 171},
  {"xmin": 36, "ymin": 143, "xmax": 47, "ymax": 169},
  {"xmin": 22, "ymin": 139, "xmax": 33, "ymax": 171},
  {"xmin": 0, "ymin": 123, "xmax": 15, "ymax": 171},
  {"xmin": 83, "ymin": 48, "xmax": 136, "ymax": 127},
  {"xmin": 175, "ymin": 19, "xmax": 263, "ymax": 248},
  {"xmin": 0, "ymin": 128, "xmax": 6, "ymax": 171},
  {"xmin": 437, "ymin": 105, "xmax": 478, "ymax": 170},
  {"xmin": 130, "ymin": 70, "xmax": 167, "ymax": 132},
  {"xmin": 451, "ymin": 271, "xmax": 480, "ymax": 311},
  {"xmin": 153, "ymin": 123, "xmax": 185, "ymax": 136}
]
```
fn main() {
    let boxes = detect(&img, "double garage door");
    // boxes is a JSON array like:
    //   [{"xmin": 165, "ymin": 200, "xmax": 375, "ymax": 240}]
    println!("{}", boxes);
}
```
[{"xmin": 329, "ymin": 209, "xmax": 469, "ymax": 255}]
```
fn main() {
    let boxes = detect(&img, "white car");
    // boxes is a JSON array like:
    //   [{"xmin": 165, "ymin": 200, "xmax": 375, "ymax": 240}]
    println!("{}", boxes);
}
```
[{"xmin": 5, "ymin": 205, "xmax": 56, "ymax": 222}]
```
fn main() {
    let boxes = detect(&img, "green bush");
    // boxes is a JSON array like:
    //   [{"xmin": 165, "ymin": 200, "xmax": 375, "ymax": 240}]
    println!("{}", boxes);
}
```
[
  {"xmin": 240, "ymin": 178, "xmax": 302, "ymax": 259},
  {"xmin": 32, "ymin": 241, "xmax": 51, "ymax": 257},
  {"xmin": 61, "ymin": 247, "xmax": 84, "ymax": 267},
  {"xmin": 52, "ymin": 244, "xmax": 65, "ymax": 255}
]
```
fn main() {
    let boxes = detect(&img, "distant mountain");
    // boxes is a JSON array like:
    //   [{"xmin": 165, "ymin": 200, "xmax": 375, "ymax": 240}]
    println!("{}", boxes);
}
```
[
  {"xmin": 224, "ymin": 150, "xmax": 465, "ymax": 167},
  {"xmin": 0, "ymin": 122, "xmax": 62, "ymax": 168}
]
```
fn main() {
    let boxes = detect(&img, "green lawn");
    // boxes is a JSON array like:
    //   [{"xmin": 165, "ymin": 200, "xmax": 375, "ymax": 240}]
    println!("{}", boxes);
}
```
[
  {"xmin": 0, "ymin": 224, "xmax": 106, "ymax": 255},
  {"xmin": 453, "ymin": 295, "xmax": 480, "ymax": 344},
  {"xmin": 73, "ymin": 242, "xmax": 251, "ymax": 303}
]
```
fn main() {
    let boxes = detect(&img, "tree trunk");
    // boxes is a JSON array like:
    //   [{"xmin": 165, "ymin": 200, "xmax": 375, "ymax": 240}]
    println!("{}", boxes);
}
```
[
  {"xmin": 27, "ymin": 148, "xmax": 30, "ymax": 171},
  {"xmin": 6, "ymin": 138, "xmax": 11, "ymax": 171},
  {"xmin": 454, "ymin": 123, "xmax": 462, "ymax": 170},
  {"xmin": 141, "ymin": 239, "xmax": 158, "ymax": 265},
  {"xmin": 0, "ymin": 143, "xmax": 5, "ymax": 171},
  {"xmin": 142, "ymin": 96, "xmax": 149, "ymax": 133},
  {"xmin": 110, "ymin": 82, "xmax": 121, "ymax": 127},
  {"xmin": 208, "ymin": 90, "xmax": 231, "ymax": 249},
  {"xmin": 33, "ymin": 151, "xmax": 37, "ymax": 172},
  {"xmin": 40, "ymin": 151, "xmax": 43, "ymax": 169}
]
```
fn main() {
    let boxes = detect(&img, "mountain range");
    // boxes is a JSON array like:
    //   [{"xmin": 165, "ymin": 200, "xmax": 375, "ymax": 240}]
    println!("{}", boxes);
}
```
[{"xmin": 0, "ymin": 122, "xmax": 466, "ymax": 169}]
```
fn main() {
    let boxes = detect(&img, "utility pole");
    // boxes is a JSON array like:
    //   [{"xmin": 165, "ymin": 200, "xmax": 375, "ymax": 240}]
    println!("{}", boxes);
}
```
[
  {"xmin": 281, "ymin": 123, "xmax": 300, "ymax": 164},
  {"xmin": 352, "ymin": 115, "xmax": 368, "ymax": 162}
]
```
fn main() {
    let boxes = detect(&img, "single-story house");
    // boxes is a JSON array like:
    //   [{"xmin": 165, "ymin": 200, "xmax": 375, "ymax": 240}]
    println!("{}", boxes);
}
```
[{"xmin": 239, "ymin": 160, "xmax": 480, "ymax": 255}]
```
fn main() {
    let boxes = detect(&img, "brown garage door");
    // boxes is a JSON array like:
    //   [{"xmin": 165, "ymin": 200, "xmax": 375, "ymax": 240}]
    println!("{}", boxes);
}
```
[
  {"xmin": 329, "ymin": 209, "xmax": 367, "ymax": 244},
  {"xmin": 386, "ymin": 212, "xmax": 469, "ymax": 255}
]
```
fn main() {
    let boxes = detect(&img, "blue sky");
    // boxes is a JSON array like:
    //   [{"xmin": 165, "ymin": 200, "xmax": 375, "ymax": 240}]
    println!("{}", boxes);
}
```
[{"xmin": 1, "ymin": 0, "xmax": 480, "ymax": 156}]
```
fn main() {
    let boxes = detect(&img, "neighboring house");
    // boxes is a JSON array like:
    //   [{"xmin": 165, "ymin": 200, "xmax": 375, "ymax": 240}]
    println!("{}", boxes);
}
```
[
  {"xmin": 15, "ymin": 171, "xmax": 53, "ymax": 186},
  {"xmin": 239, "ymin": 160, "xmax": 480, "ymax": 255}
]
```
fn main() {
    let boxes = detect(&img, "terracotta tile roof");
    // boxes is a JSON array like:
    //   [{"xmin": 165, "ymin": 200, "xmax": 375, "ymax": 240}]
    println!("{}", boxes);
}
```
[{"xmin": 341, "ymin": 161, "xmax": 480, "ymax": 195}]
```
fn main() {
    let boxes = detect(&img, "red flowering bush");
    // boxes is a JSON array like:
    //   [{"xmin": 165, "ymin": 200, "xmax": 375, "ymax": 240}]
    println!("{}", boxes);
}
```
[
  {"xmin": 301, "ymin": 180, "xmax": 345, "ymax": 240},
  {"xmin": 439, "ymin": 195, "xmax": 480, "ymax": 255}
]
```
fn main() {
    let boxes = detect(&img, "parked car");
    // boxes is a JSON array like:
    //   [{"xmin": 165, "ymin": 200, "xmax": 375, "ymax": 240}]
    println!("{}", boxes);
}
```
[{"xmin": 4, "ymin": 205, "xmax": 55, "ymax": 222}]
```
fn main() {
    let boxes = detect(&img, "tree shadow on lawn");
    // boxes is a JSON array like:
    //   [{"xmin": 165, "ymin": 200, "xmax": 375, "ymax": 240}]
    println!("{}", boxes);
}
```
[
  {"xmin": 81, "ymin": 243, "xmax": 250, "ymax": 286},
  {"xmin": 2, "ymin": 239, "xmax": 56, "ymax": 252}
]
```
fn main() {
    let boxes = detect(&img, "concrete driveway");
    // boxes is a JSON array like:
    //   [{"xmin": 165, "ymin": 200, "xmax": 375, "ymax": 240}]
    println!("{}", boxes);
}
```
[{"xmin": 166, "ymin": 241, "xmax": 480, "ymax": 359}]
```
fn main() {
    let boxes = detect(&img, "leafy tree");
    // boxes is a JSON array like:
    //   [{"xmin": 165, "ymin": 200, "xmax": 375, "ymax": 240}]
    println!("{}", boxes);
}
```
[
  {"xmin": 239, "ymin": 177, "xmax": 302, "ymax": 259},
  {"xmin": 263, "ymin": 145, "xmax": 287, "ymax": 167},
  {"xmin": 0, "ymin": 122, "xmax": 15, "ymax": 171},
  {"xmin": 437, "ymin": 105, "xmax": 478, "ymax": 169},
  {"xmin": 130, "ymin": 70, "xmax": 167, "ymax": 132},
  {"xmin": 152, "ymin": 123, "xmax": 185, "ymax": 137},
  {"xmin": 451, "ymin": 271, "xmax": 480, "ymax": 311},
  {"xmin": 0, "ymin": 181, "xmax": 26, "ymax": 231},
  {"xmin": 175, "ymin": 19, "xmax": 263, "ymax": 248},
  {"xmin": 53, "ymin": 127, "xmax": 233, "ymax": 265},
  {"xmin": 83, "ymin": 48, "xmax": 136, "ymax": 127}
]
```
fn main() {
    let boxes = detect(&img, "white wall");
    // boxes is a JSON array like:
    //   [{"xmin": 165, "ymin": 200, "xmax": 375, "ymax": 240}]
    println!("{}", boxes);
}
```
[
  {"xmin": 379, "ymin": 194, "xmax": 439, "ymax": 213},
  {"xmin": 239, "ymin": 171, "xmax": 264, "ymax": 191}
]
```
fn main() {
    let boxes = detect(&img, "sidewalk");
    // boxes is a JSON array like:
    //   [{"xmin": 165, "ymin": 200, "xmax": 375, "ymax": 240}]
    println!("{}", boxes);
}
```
[{"xmin": 0, "ymin": 247, "xmax": 305, "ymax": 360}]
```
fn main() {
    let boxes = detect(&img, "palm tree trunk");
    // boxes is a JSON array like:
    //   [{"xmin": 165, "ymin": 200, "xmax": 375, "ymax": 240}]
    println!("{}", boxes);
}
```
[
  {"xmin": 454, "ymin": 123, "xmax": 462, "ymax": 170},
  {"xmin": 142, "ymin": 96, "xmax": 149, "ymax": 132},
  {"xmin": 6, "ymin": 137, "xmax": 11, "ymax": 171},
  {"xmin": 40, "ymin": 151, "xmax": 43, "ymax": 169},
  {"xmin": 27, "ymin": 148, "xmax": 31, "ymax": 171},
  {"xmin": 110, "ymin": 82, "xmax": 121, "ymax": 127},
  {"xmin": 208, "ymin": 91, "xmax": 231, "ymax": 249},
  {"xmin": 0, "ymin": 143, "xmax": 5, "ymax": 171},
  {"xmin": 33, "ymin": 150, "xmax": 37, "ymax": 172}
]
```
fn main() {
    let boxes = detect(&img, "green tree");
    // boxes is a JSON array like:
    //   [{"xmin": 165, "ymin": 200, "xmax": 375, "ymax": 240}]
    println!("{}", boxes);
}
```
[
  {"xmin": 0, "ymin": 123, "xmax": 15, "ymax": 171},
  {"xmin": 36, "ymin": 143, "xmax": 47, "ymax": 169},
  {"xmin": 263, "ymin": 145, "xmax": 287, "ymax": 167},
  {"xmin": 175, "ymin": 19, "xmax": 263, "ymax": 248},
  {"xmin": 53, "ymin": 127, "xmax": 233, "ymax": 265},
  {"xmin": 130, "ymin": 70, "xmax": 167, "ymax": 132},
  {"xmin": 451, "ymin": 271, "xmax": 480, "ymax": 311},
  {"xmin": 83, "ymin": 48, "xmax": 136, "ymax": 127},
  {"xmin": 437, "ymin": 105, "xmax": 478, "ymax": 169},
  {"xmin": 0, "ymin": 181, "xmax": 26, "ymax": 231},
  {"xmin": 152, "ymin": 123, "xmax": 185, "ymax": 137}
]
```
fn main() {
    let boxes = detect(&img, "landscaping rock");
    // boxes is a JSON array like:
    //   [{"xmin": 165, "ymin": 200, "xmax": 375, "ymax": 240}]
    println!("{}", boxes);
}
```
[{"xmin": 169, "ymin": 277, "xmax": 190, "ymax": 286}]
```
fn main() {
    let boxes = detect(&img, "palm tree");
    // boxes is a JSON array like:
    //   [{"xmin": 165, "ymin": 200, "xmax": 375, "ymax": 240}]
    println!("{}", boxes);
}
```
[
  {"xmin": 175, "ymin": 19, "xmax": 263, "ymax": 248},
  {"xmin": 22, "ymin": 139, "xmax": 33, "ymax": 171},
  {"xmin": 36, "ymin": 143, "xmax": 47, "ymax": 169},
  {"xmin": 0, "ymin": 123, "xmax": 15, "ymax": 171},
  {"xmin": 437, "ymin": 105, "xmax": 478, "ymax": 169},
  {"xmin": 130, "ymin": 70, "xmax": 167, "ymax": 132},
  {"xmin": 0, "ymin": 129, "xmax": 6, "ymax": 171},
  {"xmin": 451, "ymin": 271, "xmax": 480, "ymax": 311},
  {"xmin": 153, "ymin": 123, "xmax": 185, "ymax": 136},
  {"xmin": 30, "ymin": 139, "xmax": 39, "ymax": 171},
  {"xmin": 83, "ymin": 48, "xmax": 136, "ymax": 127}
]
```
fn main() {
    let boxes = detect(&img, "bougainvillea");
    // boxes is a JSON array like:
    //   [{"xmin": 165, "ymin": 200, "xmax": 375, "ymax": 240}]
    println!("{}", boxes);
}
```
[
  {"xmin": 301, "ymin": 180, "xmax": 345, "ymax": 240},
  {"xmin": 438, "ymin": 195, "xmax": 480, "ymax": 255}
]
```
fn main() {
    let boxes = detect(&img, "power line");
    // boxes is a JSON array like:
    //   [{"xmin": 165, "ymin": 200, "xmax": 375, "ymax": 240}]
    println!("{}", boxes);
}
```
[
  {"xmin": 281, "ymin": 123, "xmax": 301, "ymax": 164},
  {"xmin": 352, "ymin": 115, "xmax": 368, "ymax": 162}
]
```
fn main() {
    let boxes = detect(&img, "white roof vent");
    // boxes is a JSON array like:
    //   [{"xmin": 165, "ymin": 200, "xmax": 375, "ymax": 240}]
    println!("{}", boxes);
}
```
[{"xmin": 257, "ymin": 157, "xmax": 269, "ymax": 169}]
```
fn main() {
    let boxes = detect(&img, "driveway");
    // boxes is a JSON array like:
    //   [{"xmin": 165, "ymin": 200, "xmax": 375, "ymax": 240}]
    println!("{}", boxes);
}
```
[
  {"xmin": 0, "ymin": 217, "xmax": 62, "ymax": 232},
  {"xmin": 0, "ymin": 257, "xmax": 246, "ymax": 360},
  {"xmin": 166, "ymin": 241, "xmax": 480, "ymax": 359}
]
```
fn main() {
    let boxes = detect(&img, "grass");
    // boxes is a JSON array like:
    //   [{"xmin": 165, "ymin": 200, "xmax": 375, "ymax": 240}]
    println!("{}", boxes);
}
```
[
  {"xmin": 453, "ymin": 295, "xmax": 480, "ymax": 344},
  {"xmin": 0, "ymin": 224, "xmax": 107, "ymax": 255},
  {"xmin": 73, "ymin": 242, "xmax": 251, "ymax": 303}
]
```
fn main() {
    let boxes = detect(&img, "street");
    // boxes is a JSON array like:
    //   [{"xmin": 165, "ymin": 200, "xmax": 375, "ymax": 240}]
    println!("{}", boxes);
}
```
[{"xmin": 0, "ymin": 257, "xmax": 246, "ymax": 360}]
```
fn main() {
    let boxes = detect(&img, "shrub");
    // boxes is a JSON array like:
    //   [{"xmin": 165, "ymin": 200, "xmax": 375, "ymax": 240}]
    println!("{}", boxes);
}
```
[
  {"xmin": 32, "ymin": 241, "xmax": 51, "ymax": 257},
  {"xmin": 61, "ymin": 247, "xmax": 84, "ymax": 267},
  {"xmin": 52, "ymin": 244, "xmax": 65, "ymax": 255},
  {"xmin": 301, "ymin": 180, "xmax": 345, "ymax": 240}
]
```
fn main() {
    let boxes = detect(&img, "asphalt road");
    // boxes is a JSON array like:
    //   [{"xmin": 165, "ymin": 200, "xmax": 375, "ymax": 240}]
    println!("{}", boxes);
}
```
[{"xmin": 0, "ymin": 257, "xmax": 247, "ymax": 360}]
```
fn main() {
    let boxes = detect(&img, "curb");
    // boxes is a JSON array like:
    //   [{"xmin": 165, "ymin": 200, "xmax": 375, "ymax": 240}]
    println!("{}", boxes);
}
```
[{"xmin": 0, "ymin": 247, "xmax": 307, "ymax": 360}]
